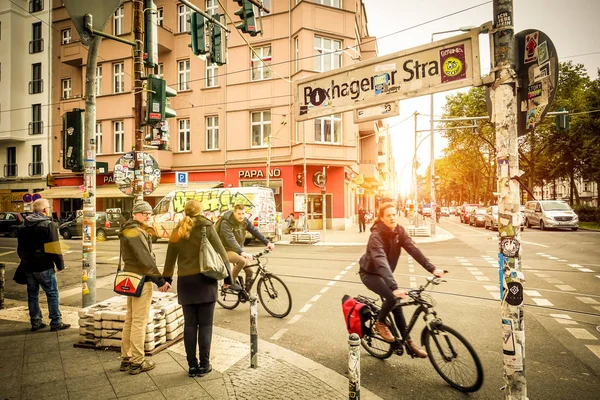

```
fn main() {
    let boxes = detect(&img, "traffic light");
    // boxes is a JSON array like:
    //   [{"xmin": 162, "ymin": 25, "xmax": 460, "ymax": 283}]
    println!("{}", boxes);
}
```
[
  {"xmin": 434, "ymin": 175, "xmax": 441, "ymax": 188},
  {"xmin": 189, "ymin": 12, "xmax": 207, "ymax": 57},
  {"xmin": 62, "ymin": 109, "xmax": 84, "ymax": 172},
  {"xmin": 146, "ymin": 75, "xmax": 177, "ymax": 125},
  {"xmin": 233, "ymin": 0, "xmax": 261, "ymax": 36},
  {"xmin": 556, "ymin": 107, "xmax": 569, "ymax": 131},
  {"xmin": 210, "ymin": 14, "xmax": 227, "ymax": 66},
  {"xmin": 296, "ymin": 173, "xmax": 303, "ymax": 187}
]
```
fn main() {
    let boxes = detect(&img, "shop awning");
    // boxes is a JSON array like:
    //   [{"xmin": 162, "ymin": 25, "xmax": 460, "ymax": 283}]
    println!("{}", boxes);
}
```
[
  {"xmin": 150, "ymin": 182, "xmax": 222, "ymax": 197},
  {"xmin": 36, "ymin": 187, "xmax": 81, "ymax": 199},
  {"xmin": 37, "ymin": 182, "xmax": 223, "ymax": 199}
]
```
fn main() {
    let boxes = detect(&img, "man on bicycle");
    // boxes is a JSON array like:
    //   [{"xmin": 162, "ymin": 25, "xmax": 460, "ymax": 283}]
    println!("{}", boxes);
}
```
[
  {"xmin": 217, "ymin": 204, "xmax": 275, "ymax": 290},
  {"xmin": 359, "ymin": 202, "xmax": 444, "ymax": 358}
]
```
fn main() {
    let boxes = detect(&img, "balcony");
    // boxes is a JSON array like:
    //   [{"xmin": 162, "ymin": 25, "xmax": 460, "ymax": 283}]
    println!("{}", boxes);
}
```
[
  {"xmin": 29, "ymin": 162, "xmax": 44, "ymax": 176},
  {"xmin": 28, "ymin": 121, "xmax": 43, "ymax": 135},
  {"xmin": 29, "ymin": 0, "xmax": 43, "ymax": 13},
  {"xmin": 29, "ymin": 79, "xmax": 43, "ymax": 94},
  {"xmin": 60, "ymin": 41, "xmax": 83, "ymax": 67},
  {"xmin": 377, "ymin": 154, "xmax": 387, "ymax": 166},
  {"xmin": 29, "ymin": 38, "xmax": 44, "ymax": 54},
  {"xmin": 3, "ymin": 164, "xmax": 18, "ymax": 178},
  {"xmin": 157, "ymin": 25, "xmax": 173, "ymax": 54}
]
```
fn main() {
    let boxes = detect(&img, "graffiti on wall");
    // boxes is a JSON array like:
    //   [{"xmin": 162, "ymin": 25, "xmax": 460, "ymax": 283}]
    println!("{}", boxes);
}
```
[{"xmin": 171, "ymin": 189, "xmax": 253, "ymax": 214}]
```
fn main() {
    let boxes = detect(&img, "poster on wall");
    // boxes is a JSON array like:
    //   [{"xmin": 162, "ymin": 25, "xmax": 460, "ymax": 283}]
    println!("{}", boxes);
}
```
[{"xmin": 294, "ymin": 193, "xmax": 305, "ymax": 213}]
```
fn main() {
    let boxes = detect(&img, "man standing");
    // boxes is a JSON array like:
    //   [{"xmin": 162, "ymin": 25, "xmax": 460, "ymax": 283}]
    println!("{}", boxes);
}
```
[
  {"xmin": 119, "ymin": 201, "xmax": 171, "ymax": 375},
  {"xmin": 358, "ymin": 205, "xmax": 367, "ymax": 233},
  {"xmin": 217, "ymin": 204, "xmax": 275, "ymax": 289},
  {"xmin": 17, "ymin": 198, "xmax": 70, "ymax": 332}
]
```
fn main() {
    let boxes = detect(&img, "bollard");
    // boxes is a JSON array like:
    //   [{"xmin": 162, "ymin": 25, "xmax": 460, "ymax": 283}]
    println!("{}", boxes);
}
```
[
  {"xmin": 250, "ymin": 294, "xmax": 259, "ymax": 368},
  {"xmin": 0, "ymin": 263, "xmax": 5, "ymax": 309},
  {"xmin": 348, "ymin": 333, "xmax": 361, "ymax": 399}
]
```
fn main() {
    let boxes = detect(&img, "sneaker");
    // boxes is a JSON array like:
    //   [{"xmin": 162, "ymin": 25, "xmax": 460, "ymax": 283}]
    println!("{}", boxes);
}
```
[
  {"xmin": 407, "ymin": 340, "xmax": 428, "ymax": 358},
  {"xmin": 375, "ymin": 322, "xmax": 395, "ymax": 342},
  {"xmin": 188, "ymin": 366, "xmax": 199, "ymax": 377},
  {"xmin": 129, "ymin": 360, "xmax": 156, "ymax": 375},
  {"xmin": 119, "ymin": 359, "xmax": 131, "ymax": 372},
  {"xmin": 50, "ymin": 323, "xmax": 71, "ymax": 332},
  {"xmin": 31, "ymin": 323, "xmax": 47, "ymax": 332},
  {"xmin": 223, "ymin": 283, "xmax": 242, "ymax": 293},
  {"xmin": 198, "ymin": 364, "xmax": 212, "ymax": 377}
]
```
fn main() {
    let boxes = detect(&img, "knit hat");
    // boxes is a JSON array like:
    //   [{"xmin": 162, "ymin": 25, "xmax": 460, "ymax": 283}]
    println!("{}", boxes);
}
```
[{"xmin": 132, "ymin": 201, "xmax": 152, "ymax": 214}]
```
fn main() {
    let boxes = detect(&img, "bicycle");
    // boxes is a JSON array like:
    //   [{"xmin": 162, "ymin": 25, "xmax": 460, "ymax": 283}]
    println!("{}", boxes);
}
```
[
  {"xmin": 357, "ymin": 275, "xmax": 484, "ymax": 393},
  {"xmin": 216, "ymin": 249, "xmax": 292, "ymax": 318}
]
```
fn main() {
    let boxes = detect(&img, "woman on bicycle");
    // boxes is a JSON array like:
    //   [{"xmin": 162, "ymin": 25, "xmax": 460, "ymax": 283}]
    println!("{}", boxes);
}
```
[{"xmin": 359, "ymin": 202, "xmax": 444, "ymax": 358}]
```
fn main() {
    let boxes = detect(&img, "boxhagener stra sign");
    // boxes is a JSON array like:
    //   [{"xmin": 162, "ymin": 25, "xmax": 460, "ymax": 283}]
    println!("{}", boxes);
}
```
[{"xmin": 295, "ymin": 26, "xmax": 485, "ymax": 122}]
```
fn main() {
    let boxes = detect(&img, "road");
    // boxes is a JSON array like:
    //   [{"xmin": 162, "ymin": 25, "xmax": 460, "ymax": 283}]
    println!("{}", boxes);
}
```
[{"xmin": 1, "ymin": 216, "xmax": 599, "ymax": 399}]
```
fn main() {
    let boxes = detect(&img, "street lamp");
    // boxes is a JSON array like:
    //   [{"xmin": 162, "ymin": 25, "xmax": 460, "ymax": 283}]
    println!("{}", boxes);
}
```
[{"xmin": 429, "ymin": 26, "xmax": 475, "ymax": 236}]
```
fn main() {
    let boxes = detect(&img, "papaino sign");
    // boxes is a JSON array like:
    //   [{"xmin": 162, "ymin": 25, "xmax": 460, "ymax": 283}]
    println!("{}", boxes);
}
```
[{"xmin": 295, "ymin": 24, "xmax": 486, "ymax": 122}]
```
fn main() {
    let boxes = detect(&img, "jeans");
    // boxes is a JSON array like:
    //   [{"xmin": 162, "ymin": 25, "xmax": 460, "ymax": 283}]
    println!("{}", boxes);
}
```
[
  {"xmin": 121, "ymin": 282, "xmax": 153, "ymax": 365},
  {"xmin": 26, "ymin": 269, "xmax": 62, "ymax": 329},
  {"xmin": 182, "ymin": 302, "xmax": 216, "ymax": 368}
]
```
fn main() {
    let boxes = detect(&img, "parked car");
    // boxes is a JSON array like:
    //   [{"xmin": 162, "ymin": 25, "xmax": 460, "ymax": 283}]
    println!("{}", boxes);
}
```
[
  {"xmin": 520, "ymin": 205, "xmax": 526, "ymax": 230},
  {"xmin": 523, "ymin": 200, "xmax": 578, "ymax": 231},
  {"xmin": 460, "ymin": 204, "xmax": 480, "ymax": 224},
  {"xmin": 59, "ymin": 211, "xmax": 125, "ymax": 240},
  {"xmin": 420, "ymin": 204, "xmax": 432, "ymax": 217},
  {"xmin": 0, "ymin": 212, "xmax": 33, "ymax": 237},
  {"xmin": 440, "ymin": 207, "xmax": 450, "ymax": 217},
  {"xmin": 484, "ymin": 206, "xmax": 498, "ymax": 230},
  {"xmin": 449, "ymin": 206, "xmax": 457, "ymax": 216},
  {"xmin": 469, "ymin": 207, "xmax": 487, "ymax": 227}
]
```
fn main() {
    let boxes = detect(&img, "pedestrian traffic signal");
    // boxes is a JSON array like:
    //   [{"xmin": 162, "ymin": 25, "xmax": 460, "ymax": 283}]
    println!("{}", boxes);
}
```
[
  {"xmin": 189, "ymin": 12, "xmax": 207, "ymax": 57},
  {"xmin": 146, "ymin": 75, "xmax": 177, "ymax": 125},
  {"xmin": 555, "ymin": 107, "xmax": 569, "ymax": 131},
  {"xmin": 62, "ymin": 109, "xmax": 84, "ymax": 172},
  {"xmin": 434, "ymin": 175, "xmax": 440, "ymax": 187},
  {"xmin": 210, "ymin": 14, "xmax": 226, "ymax": 66},
  {"xmin": 296, "ymin": 173, "xmax": 303, "ymax": 187},
  {"xmin": 233, "ymin": 0, "xmax": 261, "ymax": 36}
]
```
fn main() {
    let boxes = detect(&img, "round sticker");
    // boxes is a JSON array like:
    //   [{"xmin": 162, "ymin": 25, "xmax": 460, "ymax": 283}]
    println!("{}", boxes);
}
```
[
  {"xmin": 505, "ymin": 282, "xmax": 523, "ymax": 306},
  {"xmin": 114, "ymin": 152, "xmax": 160, "ymax": 196},
  {"xmin": 443, "ymin": 57, "xmax": 463, "ymax": 77}
]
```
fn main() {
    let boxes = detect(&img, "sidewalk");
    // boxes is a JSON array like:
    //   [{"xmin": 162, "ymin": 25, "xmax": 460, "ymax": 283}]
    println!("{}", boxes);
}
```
[{"xmin": 0, "ymin": 299, "xmax": 382, "ymax": 400}]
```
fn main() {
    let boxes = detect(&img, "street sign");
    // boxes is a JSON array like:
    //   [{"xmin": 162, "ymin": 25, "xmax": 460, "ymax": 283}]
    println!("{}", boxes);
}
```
[
  {"xmin": 354, "ymin": 101, "xmax": 399, "ymax": 123},
  {"xmin": 63, "ymin": 0, "xmax": 123, "ymax": 46},
  {"xmin": 176, "ymin": 171, "xmax": 188, "ymax": 188},
  {"xmin": 296, "ymin": 24, "xmax": 486, "ymax": 121}
]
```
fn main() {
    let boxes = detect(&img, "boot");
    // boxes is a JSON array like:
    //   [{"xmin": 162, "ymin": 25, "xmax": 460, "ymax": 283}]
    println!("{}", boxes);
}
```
[
  {"xmin": 407, "ymin": 340, "xmax": 427, "ymax": 358},
  {"xmin": 375, "ymin": 322, "xmax": 395, "ymax": 342}
]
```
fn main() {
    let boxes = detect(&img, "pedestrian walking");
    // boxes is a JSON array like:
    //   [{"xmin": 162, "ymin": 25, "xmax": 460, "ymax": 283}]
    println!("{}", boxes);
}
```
[
  {"xmin": 163, "ymin": 200, "xmax": 240, "ymax": 377},
  {"xmin": 358, "ymin": 205, "xmax": 367, "ymax": 233},
  {"xmin": 16, "ymin": 198, "xmax": 70, "ymax": 332},
  {"xmin": 119, "ymin": 201, "xmax": 171, "ymax": 375}
]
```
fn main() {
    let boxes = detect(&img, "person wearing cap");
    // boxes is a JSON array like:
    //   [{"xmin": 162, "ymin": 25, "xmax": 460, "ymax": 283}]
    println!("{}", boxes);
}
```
[{"xmin": 119, "ymin": 201, "xmax": 171, "ymax": 375}]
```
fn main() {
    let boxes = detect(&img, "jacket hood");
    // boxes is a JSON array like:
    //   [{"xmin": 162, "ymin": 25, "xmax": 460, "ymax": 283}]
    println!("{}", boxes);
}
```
[
  {"xmin": 370, "ymin": 220, "xmax": 400, "ymax": 236},
  {"xmin": 24, "ymin": 212, "xmax": 50, "ymax": 227},
  {"xmin": 120, "ymin": 219, "xmax": 144, "ymax": 234},
  {"xmin": 194, "ymin": 215, "xmax": 213, "ymax": 227}
]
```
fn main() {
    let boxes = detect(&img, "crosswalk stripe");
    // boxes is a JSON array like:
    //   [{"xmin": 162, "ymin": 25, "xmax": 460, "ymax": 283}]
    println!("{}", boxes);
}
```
[
  {"xmin": 555, "ymin": 285, "xmax": 576, "ymax": 291},
  {"xmin": 566, "ymin": 328, "xmax": 597, "ymax": 340},
  {"xmin": 586, "ymin": 345, "xmax": 600, "ymax": 359},
  {"xmin": 532, "ymin": 298, "xmax": 554, "ymax": 306},
  {"xmin": 576, "ymin": 297, "xmax": 600, "ymax": 305},
  {"xmin": 524, "ymin": 290, "xmax": 541, "ymax": 297},
  {"xmin": 475, "ymin": 276, "xmax": 490, "ymax": 282}
]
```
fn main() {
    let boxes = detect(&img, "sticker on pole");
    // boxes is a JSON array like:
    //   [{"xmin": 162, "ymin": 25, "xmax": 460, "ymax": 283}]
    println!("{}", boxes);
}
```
[
  {"xmin": 505, "ymin": 282, "xmax": 523, "ymax": 306},
  {"xmin": 113, "ymin": 152, "xmax": 160, "ymax": 196}
]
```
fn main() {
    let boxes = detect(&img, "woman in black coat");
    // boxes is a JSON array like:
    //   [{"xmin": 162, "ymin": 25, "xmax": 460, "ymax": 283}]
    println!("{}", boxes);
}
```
[
  {"xmin": 163, "ymin": 199, "xmax": 240, "ymax": 377},
  {"xmin": 359, "ymin": 202, "xmax": 444, "ymax": 358}
]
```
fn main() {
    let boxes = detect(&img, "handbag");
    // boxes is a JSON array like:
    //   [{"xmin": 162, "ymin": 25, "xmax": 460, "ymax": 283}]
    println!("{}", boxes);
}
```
[
  {"xmin": 13, "ymin": 263, "xmax": 28, "ymax": 285},
  {"xmin": 113, "ymin": 247, "xmax": 146, "ymax": 297},
  {"xmin": 199, "ymin": 227, "xmax": 229, "ymax": 280}
]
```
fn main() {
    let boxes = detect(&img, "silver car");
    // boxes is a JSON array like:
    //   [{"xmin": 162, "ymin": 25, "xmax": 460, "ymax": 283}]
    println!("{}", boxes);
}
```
[{"xmin": 524, "ymin": 200, "xmax": 579, "ymax": 231}]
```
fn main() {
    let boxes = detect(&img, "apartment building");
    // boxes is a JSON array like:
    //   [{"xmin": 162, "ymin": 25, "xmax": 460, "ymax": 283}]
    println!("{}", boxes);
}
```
[
  {"xmin": 45, "ymin": 0, "xmax": 394, "ymax": 229},
  {"xmin": 533, "ymin": 178, "xmax": 598, "ymax": 207},
  {"xmin": 0, "ymin": 0, "xmax": 52, "ymax": 211}
]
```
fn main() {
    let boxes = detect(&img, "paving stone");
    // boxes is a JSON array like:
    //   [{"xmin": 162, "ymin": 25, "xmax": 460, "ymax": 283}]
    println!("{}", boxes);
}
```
[
  {"xmin": 25, "ymin": 349, "xmax": 62, "ymax": 364},
  {"xmin": 0, "ymin": 375, "xmax": 21, "ymax": 400},
  {"xmin": 22, "ymin": 369, "xmax": 65, "ymax": 386},
  {"xmin": 63, "ymin": 360, "xmax": 105, "ymax": 378},
  {"xmin": 65, "ymin": 372, "xmax": 110, "ymax": 392},
  {"xmin": 23, "ymin": 359, "xmax": 60, "ymax": 375},
  {"xmin": 198, "ymin": 377, "xmax": 231, "ymax": 400},
  {"xmin": 22, "ymin": 379, "xmax": 68, "ymax": 400},
  {"xmin": 0, "ymin": 361, "xmax": 23, "ymax": 378},
  {"xmin": 119, "ymin": 389, "xmax": 166, "ymax": 400},
  {"xmin": 150, "ymin": 370, "xmax": 194, "ymax": 390},
  {"xmin": 111, "ymin": 373, "xmax": 158, "ymax": 397},
  {"xmin": 161, "ymin": 382, "xmax": 212, "ymax": 400},
  {"xmin": 0, "ymin": 346, "xmax": 24, "ymax": 359},
  {"xmin": 67, "ymin": 384, "xmax": 117, "ymax": 400},
  {"xmin": 147, "ymin": 360, "xmax": 186, "ymax": 377}
]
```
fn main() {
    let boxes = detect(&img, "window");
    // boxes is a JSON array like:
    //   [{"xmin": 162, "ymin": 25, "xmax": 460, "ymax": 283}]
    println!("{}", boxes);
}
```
[
  {"xmin": 206, "ymin": 61, "xmax": 218, "ymax": 88},
  {"xmin": 314, "ymin": 0, "xmax": 341, "ymax": 7},
  {"xmin": 6, "ymin": 147, "xmax": 16, "ymax": 177},
  {"xmin": 157, "ymin": 63, "xmax": 164, "ymax": 78},
  {"xmin": 178, "ymin": 119, "xmax": 191, "ymax": 151},
  {"xmin": 61, "ymin": 78, "xmax": 72, "ymax": 99},
  {"xmin": 30, "ymin": 22, "xmax": 43, "ymax": 53},
  {"xmin": 95, "ymin": 123, "xmax": 102, "ymax": 154},
  {"xmin": 114, "ymin": 121, "xmax": 124, "ymax": 153},
  {"xmin": 95, "ymin": 65, "xmax": 102, "ymax": 96},
  {"xmin": 251, "ymin": 46, "xmax": 271, "ymax": 81},
  {"xmin": 29, "ymin": 0, "xmax": 43, "ymax": 13},
  {"xmin": 30, "ymin": 63, "xmax": 43, "ymax": 94},
  {"xmin": 30, "ymin": 104, "xmax": 42, "ymax": 135},
  {"xmin": 294, "ymin": 37, "xmax": 299, "ymax": 73},
  {"xmin": 31, "ymin": 145, "xmax": 42, "ymax": 176},
  {"xmin": 61, "ymin": 28, "xmax": 71, "ymax": 45},
  {"xmin": 157, "ymin": 7, "xmax": 164, "ymax": 26},
  {"xmin": 314, "ymin": 113, "xmax": 342, "ymax": 144},
  {"xmin": 251, "ymin": 111, "xmax": 271, "ymax": 147},
  {"xmin": 314, "ymin": 36, "xmax": 342, "ymax": 72},
  {"xmin": 584, "ymin": 182, "xmax": 589, "ymax": 192},
  {"xmin": 113, "ymin": 62, "xmax": 124, "ymax": 93},
  {"xmin": 206, "ymin": 0, "xmax": 218, "ymax": 16},
  {"xmin": 206, "ymin": 116, "xmax": 219, "ymax": 150},
  {"xmin": 178, "ymin": 4, "xmax": 191, "ymax": 33},
  {"xmin": 178, "ymin": 59, "xmax": 190, "ymax": 91},
  {"xmin": 113, "ymin": 6, "xmax": 124, "ymax": 35}
]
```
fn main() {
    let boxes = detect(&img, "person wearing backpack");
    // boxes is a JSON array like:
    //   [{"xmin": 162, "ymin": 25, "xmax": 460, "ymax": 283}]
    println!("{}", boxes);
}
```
[{"xmin": 359, "ymin": 202, "xmax": 444, "ymax": 358}]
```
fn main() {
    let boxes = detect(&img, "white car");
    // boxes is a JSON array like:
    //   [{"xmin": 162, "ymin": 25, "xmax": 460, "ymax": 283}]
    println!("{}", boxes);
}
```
[{"xmin": 440, "ymin": 207, "xmax": 450, "ymax": 217}]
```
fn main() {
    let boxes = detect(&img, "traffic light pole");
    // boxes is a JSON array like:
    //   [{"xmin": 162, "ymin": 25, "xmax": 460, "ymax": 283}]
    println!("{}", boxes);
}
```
[{"xmin": 133, "ymin": 0, "xmax": 144, "ymax": 203}]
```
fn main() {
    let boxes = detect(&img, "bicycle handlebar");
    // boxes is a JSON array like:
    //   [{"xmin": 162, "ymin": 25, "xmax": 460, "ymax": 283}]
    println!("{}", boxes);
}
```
[{"xmin": 253, "ymin": 248, "xmax": 272, "ymax": 259}]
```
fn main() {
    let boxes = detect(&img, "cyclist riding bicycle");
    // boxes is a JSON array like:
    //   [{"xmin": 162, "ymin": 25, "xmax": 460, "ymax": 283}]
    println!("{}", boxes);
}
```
[
  {"xmin": 217, "ymin": 204, "xmax": 275, "ymax": 290},
  {"xmin": 359, "ymin": 202, "xmax": 444, "ymax": 358}
]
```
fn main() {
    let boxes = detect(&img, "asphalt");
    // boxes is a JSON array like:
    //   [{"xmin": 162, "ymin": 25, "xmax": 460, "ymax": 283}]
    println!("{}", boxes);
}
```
[{"xmin": 0, "ymin": 218, "xmax": 449, "ymax": 400}]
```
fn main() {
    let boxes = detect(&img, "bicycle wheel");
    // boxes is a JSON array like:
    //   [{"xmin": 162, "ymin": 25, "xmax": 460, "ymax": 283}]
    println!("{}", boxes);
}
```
[
  {"xmin": 360, "ymin": 333, "xmax": 393, "ymax": 359},
  {"xmin": 216, "ymin": 278, "xmax": 242, "ymax": 310},
  {"xmin": 422, "ymin": 324, "xmax": 484, "ymax": 392},
  {"xmin": 257, "ymin": 274, "xmax": 292, "ymax": 318}
]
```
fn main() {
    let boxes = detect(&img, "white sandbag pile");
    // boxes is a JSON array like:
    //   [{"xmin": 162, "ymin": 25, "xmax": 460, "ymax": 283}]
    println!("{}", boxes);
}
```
[{"xmin": 78, "ymin": 292, "xmax": 184, "ymax": 352}]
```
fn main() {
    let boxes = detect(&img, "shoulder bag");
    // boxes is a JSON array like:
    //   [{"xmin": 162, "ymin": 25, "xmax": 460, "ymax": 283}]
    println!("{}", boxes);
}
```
[
  {"xmin": 199, "ymin": 226, "xmax": 229, "ymax": 280},
  {"xmin": 113, "ymin": 246, "xmax": 146, "ymax": 297}
]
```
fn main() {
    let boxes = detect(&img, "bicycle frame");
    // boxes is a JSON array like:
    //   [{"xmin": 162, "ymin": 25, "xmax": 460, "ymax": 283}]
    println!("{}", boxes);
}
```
[{"xmin": 238, "ymin": 250, "xmax": 271, "ymax": 294}]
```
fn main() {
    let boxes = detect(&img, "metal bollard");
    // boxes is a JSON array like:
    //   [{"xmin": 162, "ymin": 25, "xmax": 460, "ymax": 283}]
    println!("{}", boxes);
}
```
[
  {"xmin": 250, "ymin": 294, "xmax": 258, "ymax": 368},
  {"xmin": 348, "ymin": 333, "xmax": 361, "ymax": 399},
  {"xmin": 0, "ymin": 263, "xmax": 5, "ymax": 310}
]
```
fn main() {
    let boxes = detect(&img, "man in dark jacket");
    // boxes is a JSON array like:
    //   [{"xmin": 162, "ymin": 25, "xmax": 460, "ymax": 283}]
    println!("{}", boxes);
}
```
[
  {"xmin": 17, "ymin": 198, "xmax": 70, "ymax": 332},
  {"xmin": 358, "ymin": 205, "xmax": 367, "ymax": 232},
  {"xmin": 217, "ymin": 204, "xmax": 275, "ymax": 289},
  {"xmin": 119, "ymin": 201, "xmax": 170, "ymax": 375}
]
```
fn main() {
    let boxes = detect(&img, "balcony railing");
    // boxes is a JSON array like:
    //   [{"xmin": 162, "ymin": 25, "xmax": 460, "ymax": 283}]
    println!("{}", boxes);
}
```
[
  {"xmin": 3, "ymin": 164, "xmax": 17, "ymax": 178},
  {"xmin": 29, "ymin": 162, "xmax": 44, "ymax": 176},
  {"xmin": 28, "ymin": 121, "xmax": 43, "ymax": 135},
  {"xmin": 29, "ymin": 79, "xmax": 43, "ymax": 94},
  {"xmin": 29, "ymin": 38, "xmax": 44, "ymax": 54},
  {"xmin": 29, "ymin": 0, "xmax": 43, "ymax": 13}
]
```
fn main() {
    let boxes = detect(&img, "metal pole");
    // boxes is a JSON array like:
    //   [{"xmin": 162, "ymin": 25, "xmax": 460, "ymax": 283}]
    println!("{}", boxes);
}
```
[
  {"xmin": 250, "ymin": 294, "xmax": 258, "ymax": 368},
  {"xmin": 429, "ymin": 89, "xmax": 436, "ymax": 237},
  {"xmin": 490, "ymin": 0, "xmax": 527, "ymax": 398},
  {"xmin": 303, "ymin": 121, "xmax": 308, "ymax": 232},
  {"xmin": 82, "ymin": 35, "xmax": 102, "ymax": 307},
  {"xmin": 348, "ymin": 333, "xmax": 361, "ymax": 399},
  {"xmin": 413, "ymin": 112, "xmax": 419, "ymax": 227},
  {"xmin": 133, "ymin": 0, "xmax": 144, "ymax": 203},
  {"xmin": 0, "ymin": 263, "xmax": 5, "ymax": 309},
  {"xmin": 322, "ymin": 166, "xmax": 326, "ymax": 240}
]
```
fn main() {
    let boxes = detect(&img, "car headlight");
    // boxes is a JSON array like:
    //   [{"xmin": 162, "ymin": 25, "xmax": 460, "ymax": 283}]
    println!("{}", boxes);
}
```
[{"xmin": 546, "ymin": 215, "xmax": 554, "ymax": 220}]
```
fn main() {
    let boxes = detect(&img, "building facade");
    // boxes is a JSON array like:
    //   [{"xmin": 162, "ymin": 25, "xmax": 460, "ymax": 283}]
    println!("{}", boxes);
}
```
[
  {"xmin": 45, "ymin": 0, "xmax": 395, "ymax": 229},
  {"xmin": 533, "ymin": 178, "xmax": 598, "ymax": 207},
  {"xmin": 0, "ymin": 0, "xmax": 52, "ymax": 211}
]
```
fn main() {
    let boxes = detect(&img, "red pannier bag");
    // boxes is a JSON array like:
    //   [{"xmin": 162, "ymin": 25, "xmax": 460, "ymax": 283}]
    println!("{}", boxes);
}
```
[{"xmin": 341, "ymin": 295, "xmax": 373, "ymax": 338}]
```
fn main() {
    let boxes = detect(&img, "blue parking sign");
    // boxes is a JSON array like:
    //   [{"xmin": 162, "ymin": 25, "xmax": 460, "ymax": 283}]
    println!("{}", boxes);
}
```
[{"xmin": 176, "ymin": 171, "xmax": 188, "ymax": 187}]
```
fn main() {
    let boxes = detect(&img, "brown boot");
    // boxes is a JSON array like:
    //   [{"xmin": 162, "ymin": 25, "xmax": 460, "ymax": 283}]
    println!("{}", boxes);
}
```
[
  {"xmin": 375, "ymin": 322, "xmax": 395, "ymax": 342},
  {"xmin": 407, "ymin": 340, "xmax": 427, "ymax": 358}
]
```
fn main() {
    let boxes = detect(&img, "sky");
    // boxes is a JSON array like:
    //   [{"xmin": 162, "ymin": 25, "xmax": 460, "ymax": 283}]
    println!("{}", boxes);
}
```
[{"xmin": 361, "ymin": 0, "xmax": 600, "ymax": 195}]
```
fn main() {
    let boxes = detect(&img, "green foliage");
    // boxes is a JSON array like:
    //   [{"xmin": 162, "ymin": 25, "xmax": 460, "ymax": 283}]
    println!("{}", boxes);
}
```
[{"xmin": 573, "ymin": 205, "xmax": 599, "ymax": 223}]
